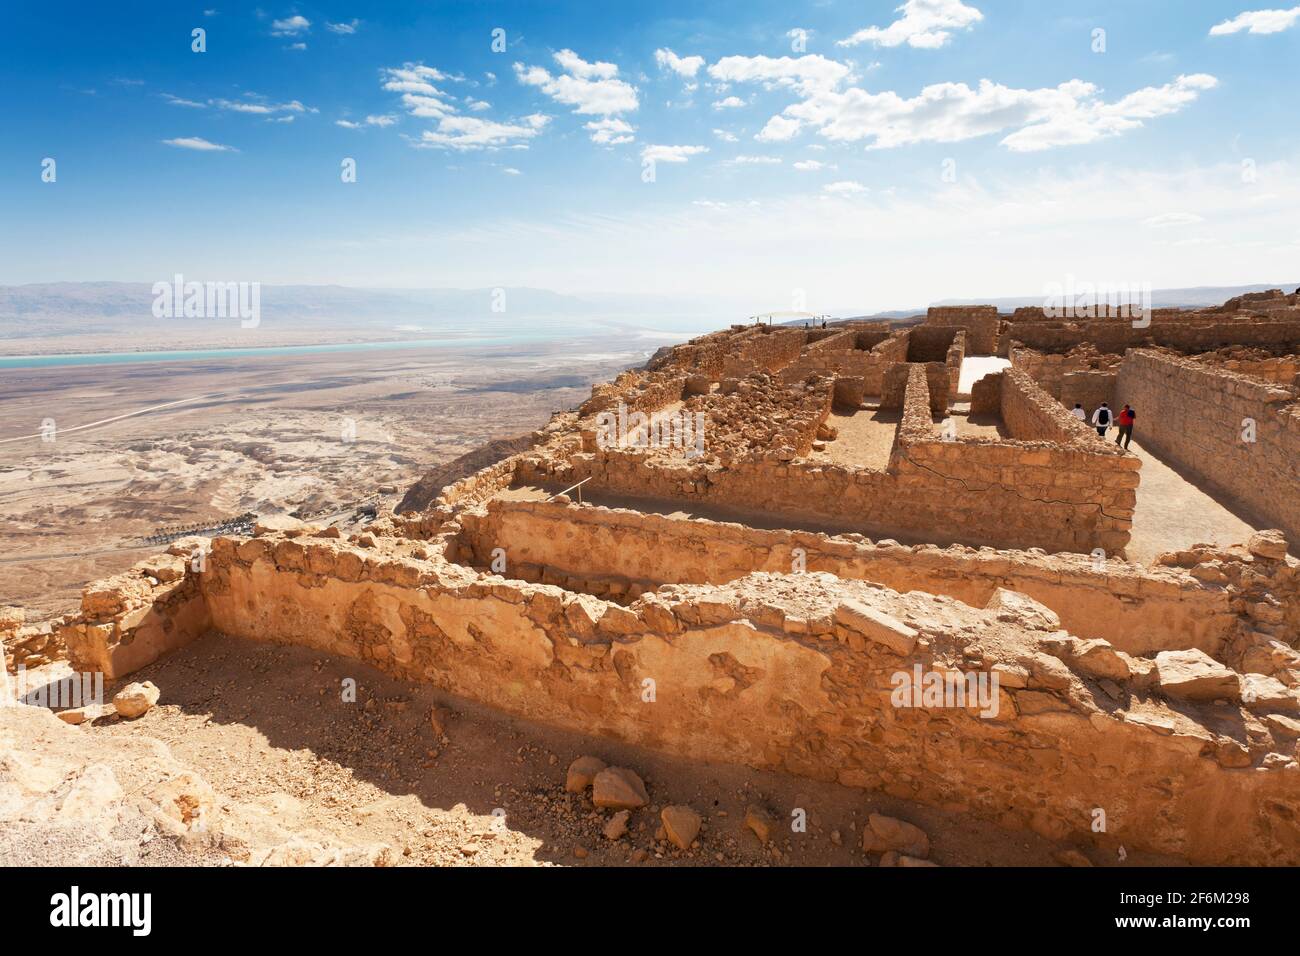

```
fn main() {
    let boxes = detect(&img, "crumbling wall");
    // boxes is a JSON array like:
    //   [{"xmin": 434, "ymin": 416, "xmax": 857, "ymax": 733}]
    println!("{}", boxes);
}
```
[
  {"xmin": 457, "ymin": 498, "xmax": 1236, "ymax": 656},
  {"xmin": 149, "ymin": 529, "xmax": 1299, "ymax": 866},
  {"xmin": 1117, "ymin": 350, "xmax": 1300, "ymax": 545}
]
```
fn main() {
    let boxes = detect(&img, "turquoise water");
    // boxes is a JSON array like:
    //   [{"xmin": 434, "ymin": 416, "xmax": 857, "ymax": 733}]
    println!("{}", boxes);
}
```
[{"xmin": 0, "ymin": 320, "xmax": 715, "ymax": 370}]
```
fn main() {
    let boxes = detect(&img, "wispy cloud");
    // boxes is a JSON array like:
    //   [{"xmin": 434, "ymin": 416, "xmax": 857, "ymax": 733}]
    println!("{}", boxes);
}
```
[
  {"xmin": 162, "ymin": 136, "xmax": 235, "ymax": 152},
  {"xmin": 382, "ymin": 62, "xmax": 548, "ymax": 150},
  {"xmin": 641, "ymin": 144, "xmax": 708, "ymax": 164},
  {"xmin": 326, "ymin": 19, "xmax": 360, "ymax": 35}
]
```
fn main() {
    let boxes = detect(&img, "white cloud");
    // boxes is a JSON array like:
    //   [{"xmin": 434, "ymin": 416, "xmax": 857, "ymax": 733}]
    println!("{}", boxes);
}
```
[
  {"xmin": 641, "ymin": 144, "xmax": 709, "ymax": 164},
  {"xmin": 1142, "ymin": 212, "xmax": 1205, "ymax": 228},
  {"xmin": 162, "ymin": 93, "xmax": 206, "ymax": 108},
  {"xmin": 758, "ymin": 73, "xmax": 1217, "ymax": 151},
  {"xmin": 337, "ymin": 114, "xmax": 396, "ymax": 130},
  {"xmin": 515, "ymin": 50, "xmax": 638, "ymax": 115},
  {"xmin": 326, "ymin": 19, "xmax": 360, "ymax": 35},
  {"xmin": 414, "ymin": 113, "xmax": 550, "ymax": 151},
  {"xmin": 756, "ymin": 114, "xmax": 802, "ymax": 142},
  {"xmin": 382, "ymin": 64, "xmax": 457, "ymax": 97},
  {"xmin": 823, "ymin": 180, "xmax": 867, "ymax": 194},
  {"xmin": 211, "ymin": 97, "xmax": 313, "ymax": 116},
  {"xmin": 1209, "ymin": 6, "xmax": 1300, "ymax": 35},
  {"xmin": 713, "ymin": 128, "xmax": 739, "ymax": 142},
  {"xmin": 271, "ymin": 15, "xmax": 310, "ymax": 36},
  {"xmin": 712, "ymin": 96, "xmax": 746, "ymax": 110},
  {"xmin": 726, "ymin": 155, "xmax": 782, "ymax": 165},
  {"xmin": 287, "ymin": 42, "xmax": 307, "ymax": 51},
  {"xmin": 465, "ymin": 98, "xmax": 492, "ymax": 112},
  {"xmin": 585, "ymin": 117, "xmax": 636, "ymax": 145},
  {"xmin": 655, "ymin": 48, "xmax": 704, "ymax": 78},
  {"xmin": 708, "ymin": 54, "xmax": 851, "ymax": 96},
  {"xmin": 839, "ymin": 0, "xmax": 983, "ymax": 49},
  {"xmin": 162, "ymin": 136, "xmax": 235, "ymax": 151},
  {"xmin": 793, "ymin": 159, "xmax": 835, "ymax": 171},
  {"xmin": 382, "ymin": 62, "xmax": 549, "ymax": 151},
  {"xmin": 502, "ymin": 167, "xmax": 522, "ymax": 175}
]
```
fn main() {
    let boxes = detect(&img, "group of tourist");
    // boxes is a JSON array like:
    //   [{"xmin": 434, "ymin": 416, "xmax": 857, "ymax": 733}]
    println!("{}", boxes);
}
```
[{"xmin": 1070, "ymin": 401, "xmax": 1136, "ymax": 449}]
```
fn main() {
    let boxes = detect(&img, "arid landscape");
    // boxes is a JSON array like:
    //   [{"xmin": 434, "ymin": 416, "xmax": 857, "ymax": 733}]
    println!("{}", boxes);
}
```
[{"xmin": 7, "ymin": 288, "xmax": 1300, "ymax": 875}]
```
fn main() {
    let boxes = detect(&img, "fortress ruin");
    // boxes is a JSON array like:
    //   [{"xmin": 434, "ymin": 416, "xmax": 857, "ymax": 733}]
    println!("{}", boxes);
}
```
[{"xmin": 7, "ymin": 288, "xmax": 1300, "ymax": 866}]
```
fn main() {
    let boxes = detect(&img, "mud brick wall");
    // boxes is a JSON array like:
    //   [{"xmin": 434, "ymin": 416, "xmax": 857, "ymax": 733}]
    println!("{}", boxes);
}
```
[
  {"xmin": 1117, "ymin": 350, "xmax": 1300, "ymax": 542},
  {"xmin": 926, "ymin": 306, "xmax": 1000, "ymax": 355},
  {"xmin": 458, "ymin": 498, "xmax": 1237, "ymax": 656}
]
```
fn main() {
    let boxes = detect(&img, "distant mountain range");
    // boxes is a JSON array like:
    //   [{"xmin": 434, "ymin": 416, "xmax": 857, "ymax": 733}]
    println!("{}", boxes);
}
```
[
  {"xmin": 831, "ymin": 282, "xmax": 1300, "ymax": 323},
  {"xmin": 0, "ymin": 282, "xmax": 721, "ymax": 327}
]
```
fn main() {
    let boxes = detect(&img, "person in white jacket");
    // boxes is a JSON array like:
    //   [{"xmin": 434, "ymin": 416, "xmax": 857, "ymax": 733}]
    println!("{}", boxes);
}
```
[
  {"xmin": 1070, "ymin": 403, "xmax": 1087, "ymax": 421},
  {"xmin": 1090, "ymin": 402, "xmax": 1112, "ymax": 437}
]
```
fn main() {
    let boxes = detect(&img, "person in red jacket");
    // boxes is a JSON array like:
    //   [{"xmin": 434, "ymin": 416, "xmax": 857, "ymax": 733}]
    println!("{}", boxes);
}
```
[{"xmin": 1115, "ymin": 404, "xmax": 1136, "ymax": 448}]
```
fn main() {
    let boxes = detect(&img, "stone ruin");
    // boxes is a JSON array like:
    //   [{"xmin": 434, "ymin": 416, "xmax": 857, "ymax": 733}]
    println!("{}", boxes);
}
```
[{"xmin": 7, "ymin": 291, "xmax": 1300, "ymax": 866}]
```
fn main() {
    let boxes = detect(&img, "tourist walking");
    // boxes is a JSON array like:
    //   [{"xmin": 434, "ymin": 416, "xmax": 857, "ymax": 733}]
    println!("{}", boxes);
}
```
[
  {"xmin": 1115, "ymin": 404, "xmax": 1136, "ymax": 449},
  {"xmin": 1090, "ymin": 402, "xmax": 1112, "ymax": 437},
  {"xmin": 1070, "ymin": 403, "xmax": 1087, "ymax": 422}
]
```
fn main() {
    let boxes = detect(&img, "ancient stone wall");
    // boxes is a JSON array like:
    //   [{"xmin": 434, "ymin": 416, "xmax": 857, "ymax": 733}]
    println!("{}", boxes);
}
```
[
  {"xmin": 1060, "ymin": 371, "xmax": 1116, "ymax": 413},
  {"xmin": 896, "ymin": 367, "xmax": 1137, "ymax": 554},
  {"xmin": 56, "ymin": 527, "xmax": 1288, "ymax": 866},
  {"xmin": 777, "ymin": 329, "xmax": 909, "ymax": 396},
  {"xmin": 1117, "ymin": 349, "xmax": 1300, "ymax": 543},
  {"xmin": 925, "ymin": 306, "xmax": 1000, "ymax": 355},
  {"xmin": 457, "ymin": 498, "xmax": 1236, "ymax": 656},
  {"xmin": 721, "ymin": 327, "xmax": 807, "ymax": 378},
  {"xmin": 1001, "ymin": 316, "xmax": 1300, "ymax": 357}
]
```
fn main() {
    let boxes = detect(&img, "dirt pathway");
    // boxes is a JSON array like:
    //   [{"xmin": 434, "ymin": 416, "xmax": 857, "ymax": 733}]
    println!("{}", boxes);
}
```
[{"xmin": 1125, "ymin": 438, "xmax": 1260, "ymax": 564}]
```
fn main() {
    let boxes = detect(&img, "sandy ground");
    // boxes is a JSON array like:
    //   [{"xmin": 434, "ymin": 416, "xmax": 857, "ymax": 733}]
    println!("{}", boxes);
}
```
[
  {"xmin": 4, "ymin": 633, "xmax": 1178, "ymax": 868},
  {"xmin": 0, "ymin": 343, "xmax": 642, "ymax": 619},
  {"xmin": 810, "ymin": 404, "xmax": 899, "ymax": 470},
  {"xmin": 1124, "ymin": 438, "xmax": 1261, "ymax": 564}
]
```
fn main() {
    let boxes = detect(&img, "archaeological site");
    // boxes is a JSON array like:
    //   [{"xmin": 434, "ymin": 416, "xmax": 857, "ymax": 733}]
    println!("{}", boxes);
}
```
[
  {"xmin": 6, "ymin": 288, "xmax": 1300, "ymax": 870},
  {"xmin": 5, "ymin": 287, "xmax": 1294, "ymax": 868}
]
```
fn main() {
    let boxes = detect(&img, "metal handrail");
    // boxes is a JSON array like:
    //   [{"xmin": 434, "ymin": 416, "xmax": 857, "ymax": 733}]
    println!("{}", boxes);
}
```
[{"xmin": 547, "ymin": 476, "xmax": 592, "ymax": 504}]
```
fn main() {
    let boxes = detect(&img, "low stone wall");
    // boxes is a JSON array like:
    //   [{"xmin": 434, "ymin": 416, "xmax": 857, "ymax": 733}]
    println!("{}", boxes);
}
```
[
  {"xmin": 897, "ymin": 367, "xmax": 1137, "ymax": 554},
  {"xmin": 51, "ymin": 526, "xmax": 1296, "ymax": 866},
  {"xmin": 1002, "ymin": 315, "xmax": 1300, "ymax": 357},
  {"xmin": 1117, "ymin": 349, "xmax": 1300, "ymax": 545},
  {"xmin": 458, "ymin": 498, "xmax": 1236, "ymax": 656}
]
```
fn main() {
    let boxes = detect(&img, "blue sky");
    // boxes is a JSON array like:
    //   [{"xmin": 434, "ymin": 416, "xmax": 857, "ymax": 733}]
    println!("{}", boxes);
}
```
[{"xmin": 2, "ymin": 1, "xmax": 1299, "ymax": 312}]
